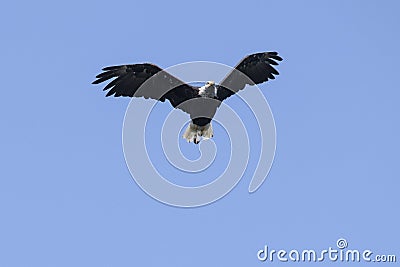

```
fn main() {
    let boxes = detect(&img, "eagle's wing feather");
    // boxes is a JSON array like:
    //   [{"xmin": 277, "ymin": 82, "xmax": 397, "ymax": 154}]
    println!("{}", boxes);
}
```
[
  {"xmin": 93, "ymin": 63, "xmax": 199, "ymax": 114},
  {"xmin": 216, "ymin": 52, "xmax": 282, "ymax": 102}
]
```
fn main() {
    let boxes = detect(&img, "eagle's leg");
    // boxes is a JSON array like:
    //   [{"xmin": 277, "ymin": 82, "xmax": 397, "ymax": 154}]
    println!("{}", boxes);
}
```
[
  {"xmin": 201, "ymin": 123, "xmax": 213, "ymax": 140},
  {"xmin": 183, "ymin": 122, "xmax": 213, "ymax": 144},
  {"xmin": 183, "ymin": 122, "xmax": 198, "ymax": 143}
]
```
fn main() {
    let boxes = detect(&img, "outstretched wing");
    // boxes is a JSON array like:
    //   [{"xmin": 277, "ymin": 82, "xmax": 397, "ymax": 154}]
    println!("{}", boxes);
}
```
[
  {"xmin": 92, "ymin": 63, "xmax": 199, "ymax": 113},
  {"xmin": 216, "ymin": 52, "xmax": 283, "ymax": 102}
]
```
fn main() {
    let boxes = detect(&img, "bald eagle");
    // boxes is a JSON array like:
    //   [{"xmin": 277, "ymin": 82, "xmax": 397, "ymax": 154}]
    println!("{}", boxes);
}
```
[{"xmin": 92, "ymin": 52, "xmax": 282, "ymax": 144}]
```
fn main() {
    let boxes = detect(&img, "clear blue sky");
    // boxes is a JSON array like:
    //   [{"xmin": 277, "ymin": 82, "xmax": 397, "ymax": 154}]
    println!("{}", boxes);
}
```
[{"xmin": 1, "ymin": 0, "xmax": 399, "ymax": 266}]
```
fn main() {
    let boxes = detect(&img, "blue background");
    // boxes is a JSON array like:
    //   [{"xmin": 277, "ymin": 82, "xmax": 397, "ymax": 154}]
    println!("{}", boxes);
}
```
[{"xmin": 1, "ymin": 0, "xmax": 399, "ymax": 266}]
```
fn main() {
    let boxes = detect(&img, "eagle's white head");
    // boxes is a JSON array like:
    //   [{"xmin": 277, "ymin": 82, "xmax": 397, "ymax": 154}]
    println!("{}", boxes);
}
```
[
  {"xmin": 206, "ymin": 81, "xmax": 215, "ymax": 86},
  {"xmin": 199, "ymin": 80, "xmax": 217, "ymax": 98}
]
